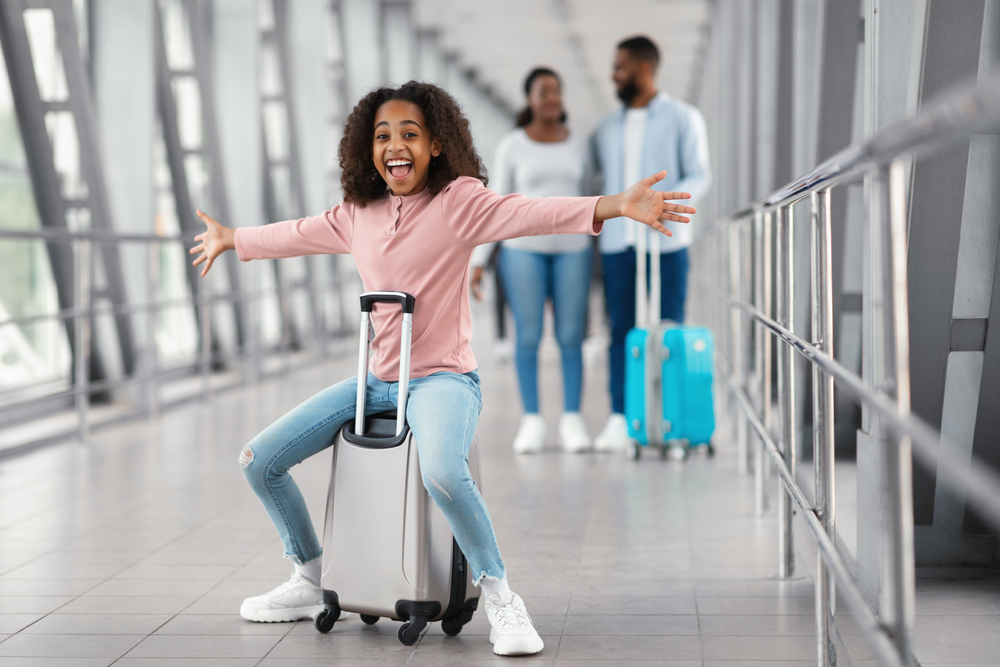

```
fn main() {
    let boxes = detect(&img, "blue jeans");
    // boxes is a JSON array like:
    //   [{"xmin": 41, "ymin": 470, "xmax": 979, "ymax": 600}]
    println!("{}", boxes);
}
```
[
  {"xmin": 498, "ymin": 247, "xmax": 593, "ymax": 414},
  {"xmin": 602, "ymin": 247, "xmax": 689, "ymax": 414},
  {"xmin": 239, "ymin": 370, "xmax": 505, "ymax": 584}
]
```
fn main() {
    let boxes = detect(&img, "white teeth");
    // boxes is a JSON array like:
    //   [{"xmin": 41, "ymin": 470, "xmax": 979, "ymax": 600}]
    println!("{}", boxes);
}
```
[{"xmin": 387, "ymin": 159, "xmax": 412, "ymax": 167}]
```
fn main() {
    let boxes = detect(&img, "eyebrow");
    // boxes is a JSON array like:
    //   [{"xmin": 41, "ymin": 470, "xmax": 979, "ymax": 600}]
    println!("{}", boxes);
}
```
[{"xmin": 375, "ymin": 119, "xmax": 422, "ymax": 129}]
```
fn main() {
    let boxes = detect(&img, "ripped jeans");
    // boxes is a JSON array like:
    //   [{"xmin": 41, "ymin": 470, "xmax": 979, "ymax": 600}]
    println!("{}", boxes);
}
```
[{"xmin": 239, "ymin": 370, "xmax": 505, "ymax": 584}]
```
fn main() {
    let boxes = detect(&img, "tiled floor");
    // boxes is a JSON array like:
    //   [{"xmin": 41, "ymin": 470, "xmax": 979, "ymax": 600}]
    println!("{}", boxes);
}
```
[{"xmin": 1, "ymin": 308, "xmax": 998, "ymax": 666}]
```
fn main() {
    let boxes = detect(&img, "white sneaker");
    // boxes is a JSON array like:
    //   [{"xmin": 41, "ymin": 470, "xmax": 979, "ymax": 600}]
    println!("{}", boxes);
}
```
[
  {"xmin": 494, "ymin": 338, "xmax": 513, "ymax": 365},
  {"xmin": 239, "ymin": 571, "xmax": 324, "ymax": 622},
  {"xmin": 513, "ymin": 414, "xmax": 546, "ymax": 454},
  {"xmin": 559, "ymin": 412, "xmax": 591, "ymax": 453},
  {"xmin": 485, "ymin": 591, "xmax": 544, "ymax": 655},
  {"xmin": 593, "ymin": 413, "xmax": 634, "ymax": 453}
]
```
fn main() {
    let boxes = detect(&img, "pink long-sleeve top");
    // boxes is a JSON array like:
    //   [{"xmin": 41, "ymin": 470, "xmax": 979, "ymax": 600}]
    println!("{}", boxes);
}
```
[{"xmin": 235, "ymin": 176, "xmax": 603, "ymax": 381}]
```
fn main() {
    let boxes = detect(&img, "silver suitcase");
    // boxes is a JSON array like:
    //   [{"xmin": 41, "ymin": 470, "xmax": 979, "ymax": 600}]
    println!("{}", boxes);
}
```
[{"xmin": 313, "ymin": 291, "xmax": 482, "ymax": 645}]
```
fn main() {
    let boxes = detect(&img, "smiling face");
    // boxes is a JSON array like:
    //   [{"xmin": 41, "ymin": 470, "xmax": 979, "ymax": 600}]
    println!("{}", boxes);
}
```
[
  {"xmin": 527, "ymin": 73, "xmax": 564, "ymax": 124},
  {"xmin": 372, "ymin": 100, "xmax": 442, "ymax": 197}
]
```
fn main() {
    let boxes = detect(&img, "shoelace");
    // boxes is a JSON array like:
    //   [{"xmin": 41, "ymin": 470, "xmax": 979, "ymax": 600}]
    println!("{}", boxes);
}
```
[
  {"xmin": 266, "ymin": 573, "xmax": 309, "ymax": 597},
  {"xmin": 489, "ymin": 599, "xmax": 529, "ymax": 628}
]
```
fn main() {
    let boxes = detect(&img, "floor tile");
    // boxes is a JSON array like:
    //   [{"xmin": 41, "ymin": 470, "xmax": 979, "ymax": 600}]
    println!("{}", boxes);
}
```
[
  {"xmin": 153, "ymin": 613, "xmax": 294, "ymax": 635},
  {"xmin": 0, "ymin": 597, "xmax": 73, "ymax": 614},
  {"xmin": 0, "ymin": 614, "xmax": 44, "ymax": 634},
  {"xmin": 701, "ymin": 635, "xmax": 818, "ymax": 661},
  {"xmin": 0, "ymin": 633, "xmax": 145, "ymax": 658},
  {"xmin": 54, "ymin": 595, "xmax": 195, "ymax": 615},
  {"xmin": 568, "ymin": 596, "xmax": 697, "ymax": 615},
  {"xmin": 556, "ymin": 635, "xmax": 702, "ymax": 661},
  {"xmin": 562, "ymin": 614, "xmax": 699, "ymax": 636},
  {"xmin": 122, "ymin": 634, "xmax": 283, "ymax": 658},
  {"xmin": 0, "ymin": 659, "xmax": 116, "ymax": 667},
  {"xmin": 20, "ymin": 614, "xmax": 173, "ymax": 635}
]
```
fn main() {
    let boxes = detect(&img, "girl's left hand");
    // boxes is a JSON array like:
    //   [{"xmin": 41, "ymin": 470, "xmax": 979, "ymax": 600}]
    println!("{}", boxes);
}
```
[{"xmin": 620, "ymin": 171, "xmax": 695, "ymax": 237}]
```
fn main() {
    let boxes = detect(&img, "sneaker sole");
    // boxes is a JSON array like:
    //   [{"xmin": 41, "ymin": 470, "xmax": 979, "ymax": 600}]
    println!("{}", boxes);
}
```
[
  {"xmin": 492, "ymin": 632, "xmax": 545, "ymax": 655},
  {"xmin": 240, "ymin": 603, "xmax": 325, "ymax": 623}
]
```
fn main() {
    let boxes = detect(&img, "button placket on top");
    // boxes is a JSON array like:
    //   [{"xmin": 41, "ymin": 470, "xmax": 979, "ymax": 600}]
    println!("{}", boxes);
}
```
[{"xmin": 388, "ymin": 196, "xmax": 402, "ymax": 236}]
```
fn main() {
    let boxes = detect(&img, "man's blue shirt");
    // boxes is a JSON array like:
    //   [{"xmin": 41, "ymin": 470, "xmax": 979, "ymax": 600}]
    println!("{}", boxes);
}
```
[{"xmin": 589, "ymin": 92, "xmax": 712, "ymax": 254}]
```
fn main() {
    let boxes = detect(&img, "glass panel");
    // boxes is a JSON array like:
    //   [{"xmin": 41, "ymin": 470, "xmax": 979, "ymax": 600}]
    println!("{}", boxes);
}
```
[
  {"xmin": 0, "ymin": 29, "xmax": 70, "ymax": 393},
  {"xmin": 23, "ymin": 9, "xmax": 69, "ymax": 102},
  {"xmin": 152, "ymin": 124, "xmax": 198, "ymax": 363},
  {"xmin": 160, "ymin": 0, "xmax": 194, "ymax": 72}
]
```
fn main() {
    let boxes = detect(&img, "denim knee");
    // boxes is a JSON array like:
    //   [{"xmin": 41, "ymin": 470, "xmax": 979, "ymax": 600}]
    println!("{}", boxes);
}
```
[{"xmin": 420, "ymin": 463, "xmax": 466, "ymax": 506}]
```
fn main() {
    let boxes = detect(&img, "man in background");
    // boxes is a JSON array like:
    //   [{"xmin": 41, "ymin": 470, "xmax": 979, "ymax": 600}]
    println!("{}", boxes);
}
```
[{"xmin": 590, "ymin": 35, "xmax": 712, "ymax": 452}]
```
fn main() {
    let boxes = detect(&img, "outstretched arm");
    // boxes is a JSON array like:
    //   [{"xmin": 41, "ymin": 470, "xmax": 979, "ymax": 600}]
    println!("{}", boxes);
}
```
[
  {"xmin": 190, "ymin": 209, "xmax": 235, "ymax": 277},
  {"xmin": 594, "ymin": 171, "xmax": 695, "ymax": 237}
]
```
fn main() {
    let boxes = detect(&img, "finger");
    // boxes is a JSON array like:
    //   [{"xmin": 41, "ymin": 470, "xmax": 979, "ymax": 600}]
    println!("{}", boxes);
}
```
[
  {"xmin": 658, "ymin": 191, "xmax": 691, "ymax": 201},
  {"xmin": 647, "ymin": 220, "xmax": 673, "ymax": 237},
  {"xmin": 189, "ymin": 244, "xmax": 202, "ymax": 255},
  {"xmin": 193, "ymin": 253, "xmax": 206, "ymax": 267},
  {"xmin": 196, "ymin": 209, "xmax": 217, "ymax": 227},
  {"xmin": 639, "ymin": 170, "xmax": 667, "ymax": 188},
  {"xmin": 201, "ymin": 256, "xmax": 214, "ymax": 277},
  {"xmin": 659, "ymin": 213, "xmax": 691, "ymax": 224},
  {"xmin": 662, "ymin": 202, "xmax": 696, "ymax": 214}
]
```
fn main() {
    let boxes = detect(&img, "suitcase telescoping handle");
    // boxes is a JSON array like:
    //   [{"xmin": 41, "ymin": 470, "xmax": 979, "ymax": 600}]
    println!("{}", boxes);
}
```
[
  {"xmin": 355, "ymin": 291, "xmax": 416, "ymax": 438},
  {"xmin": 634, "ymin": 218, "xmax": 661, "ymax": 329}
]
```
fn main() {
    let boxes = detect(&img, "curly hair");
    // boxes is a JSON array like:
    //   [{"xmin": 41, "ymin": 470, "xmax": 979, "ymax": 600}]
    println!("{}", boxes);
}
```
[{"xmin": 339, "ymin": 81, "xmax": 488, "ymax": 206}]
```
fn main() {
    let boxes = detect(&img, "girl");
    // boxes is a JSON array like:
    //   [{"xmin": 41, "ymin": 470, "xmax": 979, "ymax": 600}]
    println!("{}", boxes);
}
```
[
  {"xmin": 471, "ymin": 67, "xmax": 594, "ymax": 455},
  {"xmin": 190, "ymin": 81, "xmax": 693, "ymax": 657}
]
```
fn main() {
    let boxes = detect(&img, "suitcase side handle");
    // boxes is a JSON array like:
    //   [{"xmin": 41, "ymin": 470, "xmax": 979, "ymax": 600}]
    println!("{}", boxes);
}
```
[{"xmin": 355, "ymin": 291, "xmax": 416, "ymax": 438}]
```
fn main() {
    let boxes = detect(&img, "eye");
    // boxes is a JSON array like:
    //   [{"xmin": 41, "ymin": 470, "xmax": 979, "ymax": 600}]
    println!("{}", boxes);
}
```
[
  {"xmin": 376, "ymin": 132, "xmax": 389, "ymax": 140},
  {"xmin": 404, "ymin": 131, "xmax": 417, "ymax": 138}
]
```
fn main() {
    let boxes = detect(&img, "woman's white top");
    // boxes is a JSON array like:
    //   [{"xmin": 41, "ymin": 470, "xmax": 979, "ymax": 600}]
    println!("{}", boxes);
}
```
[{"xmin": 471, "ymin": 128, "xmax": 591, "ymax": 267}]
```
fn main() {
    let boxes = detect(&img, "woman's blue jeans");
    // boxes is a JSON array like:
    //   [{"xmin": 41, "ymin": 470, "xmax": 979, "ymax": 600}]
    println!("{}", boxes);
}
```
[
  {"xmin": 498, "ymin": 247, "xmax": 592, "ymax": 414},
  {"xmin": 239, "ymin": 370, "xmax": 505, "ymax": 584}
]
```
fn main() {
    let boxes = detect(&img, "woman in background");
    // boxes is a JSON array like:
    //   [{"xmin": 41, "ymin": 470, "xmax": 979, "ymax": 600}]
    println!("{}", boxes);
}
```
[{"xmin": 471, "ymin": 67, "xmax": 593, "ymax": 454}]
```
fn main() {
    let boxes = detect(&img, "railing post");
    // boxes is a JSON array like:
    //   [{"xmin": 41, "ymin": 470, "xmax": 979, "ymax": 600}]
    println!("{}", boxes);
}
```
[
  {"xmin": 753, "ymin": 211, "xmax": 770, "ymax": 516},
  {"xmin": 200, "ymin": 265, "xmax": 212, "ymax": 400},
  {"xmin": 730, "ymin": 223, "xmax": 748, "ymax": 474},
  {"xmin": 811, "ymin": 190, "xmax": 837, "ymax": 666},
  {"xmin": 146, "ymin": 241, "xmax": 160, "ymax": 417},
  {"xmin": 776, "ymin": 204, "xmax": 796, "ymax": 578},
  {"xmin": 880, "ymin": 161, "xmax": 916, "ymax": 666},
  {"xmin": 246, "ymin": 256, "xmax": 260, "ymax": 385},
  {"xmin": 742, "ymin": 220, "xmax": 755, "ymax": 475},
  {"xmin": 74, "ymin": 236, "xmax": 92, "ymax": 441}
]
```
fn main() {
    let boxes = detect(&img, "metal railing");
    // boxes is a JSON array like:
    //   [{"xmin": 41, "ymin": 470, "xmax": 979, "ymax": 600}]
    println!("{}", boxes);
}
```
[
  {"xmin": 690, "ymin": 71, "xmax": 1000, "ymax": 666},
  {"xmin": 0, "ymin": 226, "xmax": 357, "ymax": 451}
]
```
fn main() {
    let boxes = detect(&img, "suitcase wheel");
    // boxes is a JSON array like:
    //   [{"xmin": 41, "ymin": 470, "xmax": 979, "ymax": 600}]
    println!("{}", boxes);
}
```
[
  {"xmin": 398, "ymin": 618, "xmax": 424, "ymax": 645},
  {"xmin": 360, "ymin": 614, "xmax": 379, "ymax": 625},
  {"xmin": 314, "ymin": 607, "xmax": 338, "ymax": 633},
  {"xmin": 441, "ymin": 616, "xmax": 463, "ymax": 636},
  {"xmin": 633, "ymin": 443, "xmax": 641, "ymax": 460},
  {"xmin": 668, "ymin": 444, "xmax": 688, "ymax": 461}
]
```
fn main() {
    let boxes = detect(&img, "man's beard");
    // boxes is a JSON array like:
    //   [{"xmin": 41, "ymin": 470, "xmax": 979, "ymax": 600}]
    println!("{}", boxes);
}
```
[{"xmin": 617, "ymin": 77, "xmax": 640, "ymax": 105}]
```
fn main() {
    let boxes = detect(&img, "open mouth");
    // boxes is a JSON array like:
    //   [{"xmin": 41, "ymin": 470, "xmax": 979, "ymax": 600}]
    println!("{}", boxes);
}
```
[{"xmin": 386, "ymin": 158, "xmax": 413, "ymax": 181}]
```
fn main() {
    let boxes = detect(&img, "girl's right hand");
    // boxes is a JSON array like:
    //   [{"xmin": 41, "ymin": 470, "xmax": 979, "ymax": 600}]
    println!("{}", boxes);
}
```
[
  {"xmin": 190, "ymin": 209, "xmax": 235, "ymax": 277},
  {"xmin": 470, "ymin": 266, "xmax": 485, "ymax": 301}
]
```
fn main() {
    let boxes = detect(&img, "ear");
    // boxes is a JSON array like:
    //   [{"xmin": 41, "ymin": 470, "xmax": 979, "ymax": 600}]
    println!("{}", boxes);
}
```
[{"xmin": 430, "ymin": 138, "xmax": 442, "ymax": 157}]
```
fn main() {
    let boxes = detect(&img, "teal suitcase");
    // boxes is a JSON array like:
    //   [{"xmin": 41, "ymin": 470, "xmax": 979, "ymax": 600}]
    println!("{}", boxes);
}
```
[
  {"xmin": 661, "ymin": 327, "xmax": 715, "ymax": 458},
  {"xmin": 625, "ymin": 323, "xmax": 672, "ymax": 449}
]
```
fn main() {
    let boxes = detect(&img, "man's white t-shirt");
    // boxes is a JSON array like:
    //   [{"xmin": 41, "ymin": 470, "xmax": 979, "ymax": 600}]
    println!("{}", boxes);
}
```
[{"xmin": 621, "ymin": 107, "xmax": 648, "ymax": 249}]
